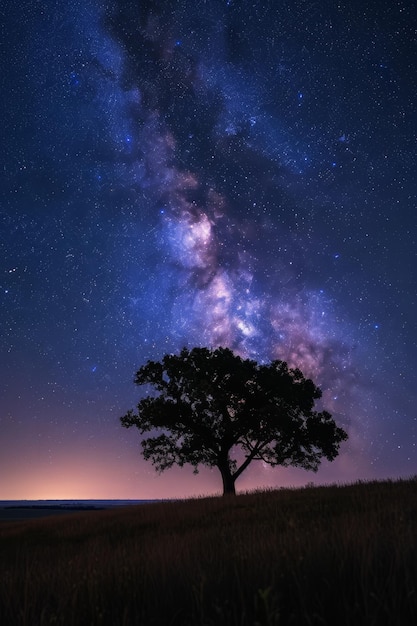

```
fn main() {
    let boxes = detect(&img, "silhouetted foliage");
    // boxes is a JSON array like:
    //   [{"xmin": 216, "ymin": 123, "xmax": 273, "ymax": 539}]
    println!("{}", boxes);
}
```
[{"xmin": 121, "ymin": 347, "xmax": 348, "ymax": 495}]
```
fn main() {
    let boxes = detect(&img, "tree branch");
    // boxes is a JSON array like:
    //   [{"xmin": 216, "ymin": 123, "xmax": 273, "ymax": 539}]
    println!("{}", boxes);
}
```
[{"xmin": 233, "ymin": 441, "xmax": 266, "ymax": 480}]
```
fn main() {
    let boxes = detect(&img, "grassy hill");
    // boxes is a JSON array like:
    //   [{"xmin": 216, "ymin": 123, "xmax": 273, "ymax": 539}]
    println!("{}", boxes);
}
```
[{"xmin": 1, "ymin": 478, "xmax": 416, "ymax": 625}]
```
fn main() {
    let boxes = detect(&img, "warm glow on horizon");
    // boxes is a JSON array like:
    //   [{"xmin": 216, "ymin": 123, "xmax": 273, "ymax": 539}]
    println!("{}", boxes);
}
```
[{"xmin": 2, "ymin": 437, "xmax": 384, "ymax": 501}]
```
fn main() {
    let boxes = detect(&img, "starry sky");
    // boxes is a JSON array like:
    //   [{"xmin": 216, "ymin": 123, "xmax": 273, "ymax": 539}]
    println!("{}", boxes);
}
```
[{"xmin": 1, "ymin": 0, "xmax": 416, "ymax": 499}]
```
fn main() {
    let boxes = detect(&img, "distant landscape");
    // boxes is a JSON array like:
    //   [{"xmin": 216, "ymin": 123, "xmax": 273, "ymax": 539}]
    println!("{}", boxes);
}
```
[
  {"xmin": 1, "ymin": 478, "xmax": 416, "ymax": 625},
  {"xmin": 0, "ymin": 500, "xmax": 152, "ymax": 522}
]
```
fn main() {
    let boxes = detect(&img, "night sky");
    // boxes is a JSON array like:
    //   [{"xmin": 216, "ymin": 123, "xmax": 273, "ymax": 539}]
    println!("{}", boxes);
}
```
[{"xmin": 2, "ymin": 0, "xmax": 416, "ymax": 499}]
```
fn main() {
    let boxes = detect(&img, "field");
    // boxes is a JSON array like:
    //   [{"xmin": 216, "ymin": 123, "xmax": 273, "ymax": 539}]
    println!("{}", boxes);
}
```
[{"xmin": 1, "ymin": 478, "xmax": 416, "ymax": 625}]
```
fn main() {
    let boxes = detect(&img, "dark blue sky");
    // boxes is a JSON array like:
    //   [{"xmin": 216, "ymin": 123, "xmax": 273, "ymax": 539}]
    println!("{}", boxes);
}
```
[{"xmin": 1, "ymin": 0, "xmax": 416, "ymax": 498}]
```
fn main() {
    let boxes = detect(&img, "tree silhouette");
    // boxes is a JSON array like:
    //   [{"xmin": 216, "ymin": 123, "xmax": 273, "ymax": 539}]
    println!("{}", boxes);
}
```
[{"xmin": 121, "ymin": 346, "xmax": 348, "ymax": 495}]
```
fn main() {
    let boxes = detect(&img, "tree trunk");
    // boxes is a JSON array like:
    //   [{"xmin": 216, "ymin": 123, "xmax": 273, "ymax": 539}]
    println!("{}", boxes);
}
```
[{"xmin": 219, "ymin": 465, "xmax": 236, "ymax": 496}]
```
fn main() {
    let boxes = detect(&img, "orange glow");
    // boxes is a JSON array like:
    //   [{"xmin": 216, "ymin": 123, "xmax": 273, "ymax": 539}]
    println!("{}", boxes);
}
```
[{"xmin": 1, "ymin": 430, "xmax": 378, "ymax": 501}]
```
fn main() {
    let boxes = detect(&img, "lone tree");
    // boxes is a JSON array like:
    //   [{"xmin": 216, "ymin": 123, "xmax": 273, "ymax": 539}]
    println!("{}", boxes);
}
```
[{"xmin": 121, "ymin": 346, "xmax": 348, "ymax": 495}]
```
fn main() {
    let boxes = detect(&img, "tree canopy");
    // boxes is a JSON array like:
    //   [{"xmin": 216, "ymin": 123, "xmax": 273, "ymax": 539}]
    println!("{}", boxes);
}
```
[{"xmin": 121, "ymin": 346, "xmax": 348, "ymax": 495}]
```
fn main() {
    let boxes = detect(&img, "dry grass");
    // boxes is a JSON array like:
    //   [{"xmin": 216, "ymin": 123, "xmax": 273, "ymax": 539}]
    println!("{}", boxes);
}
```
[{"xmin": 1, "ymin": 478, "xmax": 416, "ymax": 625}]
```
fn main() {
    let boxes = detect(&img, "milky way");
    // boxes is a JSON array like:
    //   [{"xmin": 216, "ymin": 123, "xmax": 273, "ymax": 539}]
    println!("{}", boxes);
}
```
[
  {"xmin": 1, "ymin": 0, "xmax": 416, "ymax": 498},
  {"xmin": 103, "ymin": 1, "xmax": 362, "ymax": 432}
]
